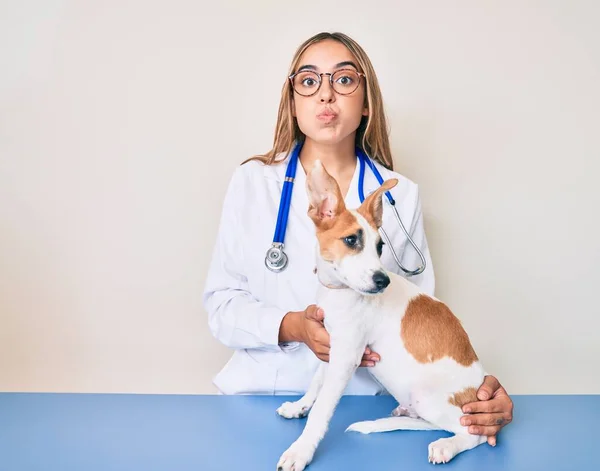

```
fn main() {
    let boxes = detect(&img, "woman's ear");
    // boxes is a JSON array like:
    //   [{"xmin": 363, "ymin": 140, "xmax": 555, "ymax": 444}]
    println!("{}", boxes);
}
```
[{"xmin": 362, "ymin": 106, "xmax": 369, "ymax": 117}]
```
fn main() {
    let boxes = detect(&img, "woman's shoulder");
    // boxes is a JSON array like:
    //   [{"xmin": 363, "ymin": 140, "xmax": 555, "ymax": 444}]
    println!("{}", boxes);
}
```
[{"xmin": 234, "ymin": 151, "xmax": 289, "ymax": 181}]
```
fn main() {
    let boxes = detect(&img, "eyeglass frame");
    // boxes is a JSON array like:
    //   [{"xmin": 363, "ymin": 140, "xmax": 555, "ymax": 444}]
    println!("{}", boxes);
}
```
[{"xmin": 288, "ymin": 68, "xmax": 366, "ymax": 97}]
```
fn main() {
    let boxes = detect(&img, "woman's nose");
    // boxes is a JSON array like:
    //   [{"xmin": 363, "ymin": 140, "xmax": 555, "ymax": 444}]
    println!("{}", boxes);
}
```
[{"xmin": 318, "ymin": 79, "xmax": 335, "ymax": 103}]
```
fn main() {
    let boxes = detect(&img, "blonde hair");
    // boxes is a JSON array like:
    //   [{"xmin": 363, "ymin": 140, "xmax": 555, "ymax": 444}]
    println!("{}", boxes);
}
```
[{"xmin": 243, "ymin": 32, "xmax": 394, "ymax": 170}]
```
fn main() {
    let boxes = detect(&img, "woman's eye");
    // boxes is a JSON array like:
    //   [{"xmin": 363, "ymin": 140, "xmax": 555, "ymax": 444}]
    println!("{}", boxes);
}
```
[
  {"xmin": 336, "ymin": 75, "xmax": 353, "ymax": 85},
  {"xmin": 302, "ymin": 78, "xmax": 317, "ymax": 87}
]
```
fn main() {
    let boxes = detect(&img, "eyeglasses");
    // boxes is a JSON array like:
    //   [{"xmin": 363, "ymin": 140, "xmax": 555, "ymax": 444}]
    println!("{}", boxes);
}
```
[{"xmin": 288, "ymin": 68, "xmax": 365, "ymax": 97}]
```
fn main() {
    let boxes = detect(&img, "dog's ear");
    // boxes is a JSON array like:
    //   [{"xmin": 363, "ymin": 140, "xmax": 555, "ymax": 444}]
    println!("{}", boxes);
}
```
[
  {"xmin": 306, "ymin": 160, "xmax": 345, "ymax": 226},
  {"xmin": 357, "ymin": 178, "xmax": 398, "ymax": 228}
]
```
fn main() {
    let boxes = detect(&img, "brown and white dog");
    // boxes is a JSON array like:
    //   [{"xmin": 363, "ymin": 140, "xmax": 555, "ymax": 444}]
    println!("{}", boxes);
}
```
[{"xmin": 276, "ymin": 160, "xmax": 487, "ymax": 470}]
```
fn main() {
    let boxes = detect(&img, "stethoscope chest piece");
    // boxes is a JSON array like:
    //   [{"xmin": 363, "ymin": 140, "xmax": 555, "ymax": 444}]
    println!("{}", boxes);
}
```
[{"xmin": 265, "ymin": 243, "xmax": 288, "ymax": 272}]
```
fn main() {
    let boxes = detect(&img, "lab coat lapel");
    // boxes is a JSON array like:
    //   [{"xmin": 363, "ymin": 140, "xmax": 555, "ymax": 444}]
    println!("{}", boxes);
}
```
[
  {"xmin": 343, "ymin": 157, "xmax": 362, "ymax": 210},
  {"xmin": 266, "ymin": 153, "xmax": 373, "ymax": 214},
  {"xmin": 289, "ymin": 163, "xmax": 310, "ymax": 225},
  {"xmin": 262, "ymin": 151, "xmax": 289, "ymax": 183},
  {"xmin": 262, "ymin": 149, "xmax": 313, "ymax": 234}
]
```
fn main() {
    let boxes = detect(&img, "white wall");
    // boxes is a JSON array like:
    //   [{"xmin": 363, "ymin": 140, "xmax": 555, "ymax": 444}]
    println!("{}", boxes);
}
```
[{"xmin": 1, "ymin": 0, "xmax": 598, "ymax": 395}]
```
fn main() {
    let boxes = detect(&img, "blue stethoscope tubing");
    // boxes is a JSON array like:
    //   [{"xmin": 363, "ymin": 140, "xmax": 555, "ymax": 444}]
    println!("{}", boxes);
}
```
[
  {"xmin": 264, "ymin": 141, "xmax": 427, "ymax": 276},
  {"xmin": 264, "ymin": 142, "xmax": 301, "ymax": 272}
]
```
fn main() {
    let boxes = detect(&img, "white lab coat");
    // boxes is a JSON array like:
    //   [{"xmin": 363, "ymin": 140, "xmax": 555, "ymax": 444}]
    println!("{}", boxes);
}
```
[{"xmin": 203, "ymin": 149, "xmax": 435, "ymax": 395}]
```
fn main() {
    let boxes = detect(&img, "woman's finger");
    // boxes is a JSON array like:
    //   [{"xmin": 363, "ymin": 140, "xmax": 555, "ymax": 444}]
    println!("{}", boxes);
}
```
[
  {"xmin": 462, "ymin": 396, "xmax": 509, "ymax": 414},
  {"xmin": 361, "ymin": 352, "xmax": 380, "ymax": 365},
  {"xmin": 317, "ymin": 353, "xmax": 329, "ymax": 362},
  {"xmin": 312, "ymin": 333, "xmax": 329, "ymax": 351},
  {"xmin": 317, "ymin": 345, "xmax": 330, "ymax": 356},
  {"xmin": 476, "ymin": 375, "xmax": 501, "ymax": 401},
  {"xmin": 315, "ymin": 327, "xmax": 330, "ymax": 341},
  {"xmin": 368, "ymin": 351, "xmax": 381, "ymax": 362},
  {"xmin": 305, "ymin": 305, "xmax": 325, "ymax": 322},
  {"xmin": 461, "ymin": 412, "xmax": 511, "ymax": 427},
  {"xmin": 467, "ymin": 424, "xmax": 501, "ymax": 436}
]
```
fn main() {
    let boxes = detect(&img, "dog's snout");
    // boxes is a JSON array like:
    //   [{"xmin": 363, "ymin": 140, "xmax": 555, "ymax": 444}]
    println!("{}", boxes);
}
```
[{"xmin": 372, "ymin": 271, "xmax": 390, "ymax": 291}]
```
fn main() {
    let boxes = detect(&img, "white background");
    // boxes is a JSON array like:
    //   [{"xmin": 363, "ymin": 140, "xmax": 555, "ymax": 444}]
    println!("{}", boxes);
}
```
[{"xmin": 1, "ymin": 0, "xmax": 598, "ymax": 394}]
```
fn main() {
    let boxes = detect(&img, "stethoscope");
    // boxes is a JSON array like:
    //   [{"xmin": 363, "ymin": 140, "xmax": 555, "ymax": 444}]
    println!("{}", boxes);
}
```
[{"xmin": 264, "ymin": 142, "xmax": 427, "ymax": 277}]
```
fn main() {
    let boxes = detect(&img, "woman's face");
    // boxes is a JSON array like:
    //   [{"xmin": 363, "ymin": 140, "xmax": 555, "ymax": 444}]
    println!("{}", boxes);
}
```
[{"xmin": 291, "ymin": 39, "xmax": 368, "ymax": 147}]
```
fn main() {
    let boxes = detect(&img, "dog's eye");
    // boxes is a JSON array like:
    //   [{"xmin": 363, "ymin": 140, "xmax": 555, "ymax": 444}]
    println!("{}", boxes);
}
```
[
  {"xmin": 342, "ymin": 229, "xmax": 363, "ymax": 250},
  {"xmin": 344, "ymin": 235, "xmax": 358, "ymax": 247},
  {"xmin": 376, "ymin": 239, "xmax": 385, "ymax": 257}
]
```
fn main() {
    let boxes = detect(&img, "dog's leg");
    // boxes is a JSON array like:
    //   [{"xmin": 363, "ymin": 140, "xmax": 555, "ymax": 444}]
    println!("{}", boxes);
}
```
[
  {"xmin": 413, "ymin": 388, "xmax": 487, "ymax": 464},
  {"xmin": 277, "ymin": 362, "xmax": 327, "ymax": 419},
  {"xmin": 428, "ymin": 434, "xmax": 486, "ymax": 464},
  {"xmin": 276, "ymin": 339, "xmax": 363, "ymax": 471}
]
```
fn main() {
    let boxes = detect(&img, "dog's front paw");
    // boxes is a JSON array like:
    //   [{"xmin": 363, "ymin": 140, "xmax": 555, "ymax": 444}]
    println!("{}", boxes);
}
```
[
  {"xmin": 428, "ymin": 437, "xmax": 457, "ymax": 464},
  {"xmin": 276, "ymin": 441, "xmax": 314, "ymax": 471},
  {"xmin": 276, "ymin": 401, "xmax": 311, "ymax": 419},
  {"xmin": 345, "ymin": 420, "xmax": 376, "ymax": 434}
]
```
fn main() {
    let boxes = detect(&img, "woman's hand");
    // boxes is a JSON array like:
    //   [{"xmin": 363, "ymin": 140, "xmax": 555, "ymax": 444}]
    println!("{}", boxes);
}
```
[
  {"xmin": 460, "ymin": 375, "xmax": 513, "ymax": 446},
  {"xmin": 280, "ymin": 305, "xmax": 380, "ymax": 367}
]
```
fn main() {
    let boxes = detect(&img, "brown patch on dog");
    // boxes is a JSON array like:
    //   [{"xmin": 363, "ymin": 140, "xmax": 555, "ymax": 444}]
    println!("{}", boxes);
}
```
[
  {"xmin": 401, "ymin": 294, "xmax": 478, "ymax": 366},
  {"xmin": 448, "ymin": 387, "xmax": 478, "ymax": 409},
  {"xmin": 357, "ymin": 178, "xmax": 398, "ymax": 229},
  {"xmin": 315, "ymin": 210, "xmax": 363, "ymax": 261}
]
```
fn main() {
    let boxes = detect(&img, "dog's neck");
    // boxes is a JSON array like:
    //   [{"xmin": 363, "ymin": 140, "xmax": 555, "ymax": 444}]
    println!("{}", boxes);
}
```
[
  {"xmin": 313, "ymin": 258, "xmax": 349, "ymax": 290},
  {"xmin": 315, "ymin": 271, "xmax": 348, "ymax": 290}
]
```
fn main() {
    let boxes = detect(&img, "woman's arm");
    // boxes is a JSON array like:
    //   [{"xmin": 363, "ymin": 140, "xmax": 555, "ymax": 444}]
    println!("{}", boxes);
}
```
[{"xmin": 203, "ymin": 166, "xmax": 293, "ymax": 352}]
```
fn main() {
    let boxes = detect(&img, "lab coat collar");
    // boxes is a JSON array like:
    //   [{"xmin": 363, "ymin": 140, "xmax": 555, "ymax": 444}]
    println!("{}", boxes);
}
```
[
  {"xmin": 262, "ymin": 147, "xmax": 367, "ymax": 210},
  {"xmin": 261, "ymin": 149, "xmax": 292, "ymax": 184}
]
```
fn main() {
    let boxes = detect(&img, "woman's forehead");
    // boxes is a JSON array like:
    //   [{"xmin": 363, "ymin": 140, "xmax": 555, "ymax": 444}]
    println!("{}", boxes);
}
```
[{"xmin": 297, "ymin": 40, "xmax": 357, "ymax": 71}]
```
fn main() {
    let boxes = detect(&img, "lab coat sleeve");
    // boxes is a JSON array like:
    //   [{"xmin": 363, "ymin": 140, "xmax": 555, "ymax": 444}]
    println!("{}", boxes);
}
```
[
  {"xmin": 390, "ymin": 184, "xmax": 436, "ymax": 296},
  {"xmin": 202, "ymin": 165, "xmax": 290, "ymax": 352}
]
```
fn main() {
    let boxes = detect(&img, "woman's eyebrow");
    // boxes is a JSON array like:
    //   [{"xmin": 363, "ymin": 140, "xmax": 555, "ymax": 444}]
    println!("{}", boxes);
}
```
[
  {"xmin": 334, "ymin": 60, "xmax": 359, "ymax": 70},
  {"xmin": 297, "ymin": 64, "xmax": 318, "ymax": 72},
  {"xmin": 296, "ymin": 61, "xmax": 359, "ymax": 73}
]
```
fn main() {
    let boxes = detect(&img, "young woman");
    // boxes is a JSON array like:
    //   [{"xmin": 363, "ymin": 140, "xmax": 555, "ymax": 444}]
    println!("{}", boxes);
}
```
[{"xmin": 203, "ymin": 32, "xmax": 513, "ymax": 445}]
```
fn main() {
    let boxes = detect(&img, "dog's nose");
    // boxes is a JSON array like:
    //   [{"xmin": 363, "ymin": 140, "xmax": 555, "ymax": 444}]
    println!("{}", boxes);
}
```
[{"xmin": 372, "ymin": 271, "xmax": 390, "ymax": 291}]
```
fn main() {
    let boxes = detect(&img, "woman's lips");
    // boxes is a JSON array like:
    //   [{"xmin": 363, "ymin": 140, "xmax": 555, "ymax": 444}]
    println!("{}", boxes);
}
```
[{"xmin": 317, "ymin": 110, "xmax": 338, "ymax": 122}]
